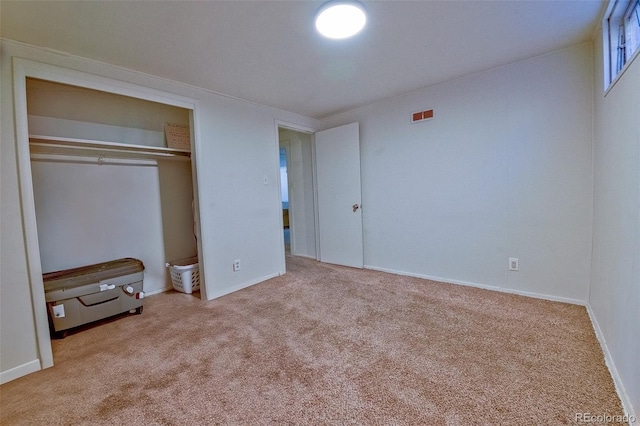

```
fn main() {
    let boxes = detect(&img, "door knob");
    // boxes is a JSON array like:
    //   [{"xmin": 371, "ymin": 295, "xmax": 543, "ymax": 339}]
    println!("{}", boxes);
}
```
[{"xmin": 352, "ymin": 203, "xmax": 360, "ymax": 212}]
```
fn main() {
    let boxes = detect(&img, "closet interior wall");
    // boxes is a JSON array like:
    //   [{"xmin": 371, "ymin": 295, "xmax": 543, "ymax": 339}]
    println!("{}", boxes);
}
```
[{"xmin": 27, "ymin": 78, "xmax": 197, "ymax": 295}]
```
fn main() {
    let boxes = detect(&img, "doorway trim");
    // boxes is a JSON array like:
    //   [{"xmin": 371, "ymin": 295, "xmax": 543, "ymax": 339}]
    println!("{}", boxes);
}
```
[
  {"xmin": 12, "ymin": 57, "xmax": 204, "ymax": 371},
  {"xmin": 274, "ymin": 120, "xmax": 319, "ymax": 273}
]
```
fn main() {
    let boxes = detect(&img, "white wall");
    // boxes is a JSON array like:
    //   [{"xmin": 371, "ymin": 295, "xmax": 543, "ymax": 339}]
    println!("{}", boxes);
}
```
[
  {"xmin": 321, "ymin": 43, "xmax": 594, "ymax": 303},
  {"xmin": 591, "ymin": 32, "xmax": 640, "ymax": 418},
  {"xmin": 29, "ymin": 157, "xmax": 196, "ymax": 294},
  {"xmin": 279, "ymin": 128, "xmax": 316, "ymax": 259},
  {"xmin": 0, "ymin": 38, "xmax": 319, "ymax": 382},
  {"xmin": 31, "ymin": 160, "xmax": 168, "ymax": 292}
]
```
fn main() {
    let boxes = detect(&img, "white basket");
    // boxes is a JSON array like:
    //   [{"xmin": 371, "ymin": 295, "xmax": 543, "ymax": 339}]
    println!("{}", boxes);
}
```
[{"xmin": 166, "ymin": 257, "xmax": 200, "ymax": 294}]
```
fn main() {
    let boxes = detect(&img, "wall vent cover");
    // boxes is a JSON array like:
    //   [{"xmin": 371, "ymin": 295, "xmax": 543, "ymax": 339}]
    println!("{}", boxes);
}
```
[{"xmin": 411, "ymin": 109, "xmax": 434, "ymax": 123}]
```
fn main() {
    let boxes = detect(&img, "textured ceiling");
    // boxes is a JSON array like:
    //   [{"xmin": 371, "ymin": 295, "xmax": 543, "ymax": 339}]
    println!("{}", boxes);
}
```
[{"xmin": 1, "ymin": 0, "xmax": 604, "ymax": 119}]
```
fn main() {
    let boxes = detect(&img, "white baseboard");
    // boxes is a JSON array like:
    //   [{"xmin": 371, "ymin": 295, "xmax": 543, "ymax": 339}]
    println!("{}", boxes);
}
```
[
  {"xmin": 144, "ymin": 286, "xmax": 172, "ymax": 296},
  {"xmin": 289, "ymin": 253, "xmax": 317, "ymax": 260},
  {"xmin": 363, "ymin": 265, "xmax": 585, "ymax": 306},
  {"xmin": 205, "ymin": 272, "xmax": 280, "ymax": 301},
  {"xmin": 585, "ymin": 304, "xmax": 637, "ymax": 424},
  {"xmin": 0, "ymin": 359, "xmax": 41, "ymax": 385}
]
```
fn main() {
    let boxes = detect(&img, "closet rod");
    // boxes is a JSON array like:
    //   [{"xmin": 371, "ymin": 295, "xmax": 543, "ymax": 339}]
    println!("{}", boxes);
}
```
[{"xmin": 30, "ymin": 153, "xmax": 159, "ymax": 167}]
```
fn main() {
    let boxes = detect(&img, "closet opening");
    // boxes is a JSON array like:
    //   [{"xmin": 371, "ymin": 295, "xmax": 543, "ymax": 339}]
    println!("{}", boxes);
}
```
[
  {"xmin": 27, "ymin": 78, "xmax": 201, "ymax": 339},
  {"xmin": 12, "ymin": 57, "xmax": 204, "ymax": 370}
]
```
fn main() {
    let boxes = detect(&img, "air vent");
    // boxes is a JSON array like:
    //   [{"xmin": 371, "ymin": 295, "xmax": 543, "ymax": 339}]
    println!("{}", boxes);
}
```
[{"xmin": 411, "ymin": 109, "xmax": 434, "ymax": 123}]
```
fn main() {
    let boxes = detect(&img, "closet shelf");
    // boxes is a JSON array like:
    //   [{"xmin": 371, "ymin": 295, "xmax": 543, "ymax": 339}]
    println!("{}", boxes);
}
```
[{"xmin": 29, "ymin": 135, "xmax": 191, "ymax": 161}]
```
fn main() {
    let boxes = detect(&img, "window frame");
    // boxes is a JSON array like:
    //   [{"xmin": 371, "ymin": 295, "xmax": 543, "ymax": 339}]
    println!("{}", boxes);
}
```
[{"xmin": 603, "ymin": 0, "xmax": 640, "ymax": 92}]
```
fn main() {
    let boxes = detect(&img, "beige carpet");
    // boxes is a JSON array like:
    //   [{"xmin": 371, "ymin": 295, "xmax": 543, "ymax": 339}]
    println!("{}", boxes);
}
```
[{"xmin": 0, "ymin": 255, "xmax": 623, "ymax": 425}]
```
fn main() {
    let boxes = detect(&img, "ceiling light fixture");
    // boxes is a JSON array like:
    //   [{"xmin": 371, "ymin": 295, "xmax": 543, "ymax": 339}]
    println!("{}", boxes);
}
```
[{"xmin": 315, "ymin": 1, "xmax": 367, "ymax": 39}]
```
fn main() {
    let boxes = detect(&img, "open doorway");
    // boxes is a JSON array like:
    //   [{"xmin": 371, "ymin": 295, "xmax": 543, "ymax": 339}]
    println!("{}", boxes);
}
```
[
  {"xmin": 278, "ymin": 126, "xmax": 317, "ymax": 261},
  {"xmin": 279, "ymin": 146, "xmax": 290, "ymax": 252},
  {"xmin": 275, "ymin": 121, "xmax": 363, "ymax": 271}
]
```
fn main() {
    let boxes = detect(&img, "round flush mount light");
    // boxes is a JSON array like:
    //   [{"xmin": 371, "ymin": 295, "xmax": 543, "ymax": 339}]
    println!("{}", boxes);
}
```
[{"xmin": 315, "ymin": 1, "xmax": 367, "ymax": 39}]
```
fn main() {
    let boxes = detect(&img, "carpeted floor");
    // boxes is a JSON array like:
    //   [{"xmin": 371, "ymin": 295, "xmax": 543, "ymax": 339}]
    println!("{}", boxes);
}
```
[{"xmin": 0, "ymin": 255, "xmax": 623, "ymax": 425}]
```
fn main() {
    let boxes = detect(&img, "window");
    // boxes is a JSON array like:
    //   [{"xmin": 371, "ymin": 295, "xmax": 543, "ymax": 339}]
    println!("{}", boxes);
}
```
[{"xmin": 604, "ymin": 0, "xmax": 640, "ymax": 88}]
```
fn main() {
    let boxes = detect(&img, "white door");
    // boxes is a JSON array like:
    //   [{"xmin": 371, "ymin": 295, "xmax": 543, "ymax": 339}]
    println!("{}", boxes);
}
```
[{"xmin": 315, "ymin": 122, "xmax": 363, "ymax": 268}]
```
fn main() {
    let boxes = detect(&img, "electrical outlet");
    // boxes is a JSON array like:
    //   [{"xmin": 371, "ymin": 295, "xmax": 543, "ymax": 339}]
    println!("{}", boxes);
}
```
[
  {"xmin": 509, "ymin": 257, "xmax": 519, "ymax": 271},
  {"xmin": 53, "ymin": 304, "xmax": 65, "ymax": 318},
  {"xmin": 233, "ymin": 259, "xmax": 241, "ymax": 272}
]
